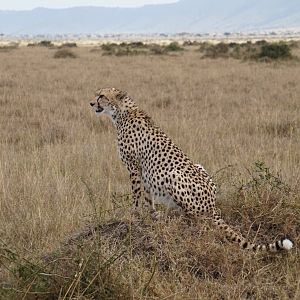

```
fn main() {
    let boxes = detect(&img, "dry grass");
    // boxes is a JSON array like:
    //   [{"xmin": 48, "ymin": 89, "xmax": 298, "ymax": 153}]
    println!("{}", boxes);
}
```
[{"xmin": 0, "ymin": 45, "xmax": 300, "ymax": 299}]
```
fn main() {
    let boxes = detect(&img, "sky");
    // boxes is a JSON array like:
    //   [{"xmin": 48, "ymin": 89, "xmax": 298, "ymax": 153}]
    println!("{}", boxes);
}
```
[{"xmin": 0, "ymin": 0, "xmax": 178, "ymax": 10}]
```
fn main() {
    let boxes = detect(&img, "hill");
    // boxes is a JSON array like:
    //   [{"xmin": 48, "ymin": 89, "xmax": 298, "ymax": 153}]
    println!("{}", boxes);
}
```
[{"xmin": 0, "ymin": 0, "xmax": 300, "ymax": 35}]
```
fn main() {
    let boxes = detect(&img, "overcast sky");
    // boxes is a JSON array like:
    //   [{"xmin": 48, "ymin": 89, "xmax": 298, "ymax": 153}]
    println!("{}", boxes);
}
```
[{"xmin": 0, "ymin": 0, "xmax": 178, "ymax": 10}]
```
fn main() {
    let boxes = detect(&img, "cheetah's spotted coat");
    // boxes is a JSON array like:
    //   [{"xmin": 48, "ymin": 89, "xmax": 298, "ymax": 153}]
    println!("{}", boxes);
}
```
[{"xmin": 90, "ymin": 88, "xmax": 293, "ymax": 252}]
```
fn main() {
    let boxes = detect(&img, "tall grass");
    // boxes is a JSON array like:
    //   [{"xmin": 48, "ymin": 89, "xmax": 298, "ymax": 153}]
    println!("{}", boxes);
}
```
[{"xmin": 0, "ymin": 45, "xmax": 299, "ymax": 299}]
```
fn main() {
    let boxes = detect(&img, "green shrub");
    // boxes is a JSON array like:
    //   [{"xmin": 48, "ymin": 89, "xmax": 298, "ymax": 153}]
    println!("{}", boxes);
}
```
[
  {"xmin": 148, "ymin": 44, "xmax": 166, "ymax": 55},
  {"xmin": 255, "ymin": 40, "xmax": 267, "ymax": 46},
  {"xmin": 238, "ymin": 161, "xmax": 290, "ymax": 193},
  {"xmin": 127, "ymin": 41, "xmax": 145, "ymax": 48},
  {"xmin": 183, "ymin": 40, "xmax": 200, "ymax": 46},
  {"xmin": 199, "ymin": 41, "xmax": 294, "ymax": 62},
  {"xmin": 27, "ymin": 40, "xmax": 55, "ymax": 48},
  {"xmin": 165, "ymin": 42, "xmax": 183, "ymax": 52},
  {"xmin": 101, "ymin": 42, "xmax": 184, "ymax": 56},
  {"xmin": 259, "ymin": 42, "xmax": 291, "ymax": 60},
  {"xmin": 203, "ymin": 42, "xmax": 229, "ymax": 59},
  {"xmin": 53, "ymin": 49, "xmax": 77, "ymax": 59},
  {"xmin": 198, "ymin": 42, "xmax": 210, "ymax": 53},
  {"xmin": 38, "ymin": 40, "xmax": 54, "ymax": 47},
  {"xmin": 101, "ymin": 43, "xmax": 118, "ymax": 52},
  {"xmin": 61, "ymin": 42, "xmax": 77, "ymax": 48},
  {"xmin": 228, "ymin": 42, "xmax": 238, "ymax": 48}
]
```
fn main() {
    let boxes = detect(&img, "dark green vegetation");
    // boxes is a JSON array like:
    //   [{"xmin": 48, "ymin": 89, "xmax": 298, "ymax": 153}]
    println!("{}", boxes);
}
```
[
  {"xmin": 53, "ymin": 49, "xmax": 77, "ymax": 59},
  {"xmin": 101, "ymin": 41, "xmax": 183, "ymax": 56},
  {"xmin": 27, "ymin": 40, "xmax": 55, "ymax": 48},
  {"xmin": 20, "ymin": 39, "xmax": 300, "ymax": 61},
  {"xmin": 98, "ymin": 40, "xmax": 299, "ymax": 61},
  {"xmin": 199, "ymin": 40, "xmax": 297, "ymax": 61},
  {"xmin": 27, "ymin": 41, "xmax": 77, "ymax": 49},
  {"xmin": 60, "ymin": 42, "xmax": 77, "ymax": 48}
]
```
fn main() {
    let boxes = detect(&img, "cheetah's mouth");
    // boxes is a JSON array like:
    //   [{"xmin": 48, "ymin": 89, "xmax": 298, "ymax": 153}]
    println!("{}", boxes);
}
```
[{"xmin": 96, "ymin": 107, "xmax": 104, "ymax": 113}]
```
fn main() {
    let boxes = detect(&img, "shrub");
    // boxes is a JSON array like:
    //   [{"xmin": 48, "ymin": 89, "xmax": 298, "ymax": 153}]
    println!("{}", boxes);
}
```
[
  {"xmin": 53, "ymin": 49, "xmax": 77, "ymax": 59},
  {"xmin": 101, "ymin": 42, "xmax": 184, "ymax": 56},
  {"xmin": 61, "ymin": 42, "xmax": 77, "ymax": 48},
  {"xmin": 199, "ymin": 41, "xmax": 294, "ymax": 62},
  {"xmin": 238, "ymin": 161, "xmax": 290, "ymax": 193},
  {"xmin": 101, "ymin": 42, "xmax": 150, "ymax": 56},
  {"xmin": 183, "ymin": 40, "xmax": 200, "ymax": 46},
  {"xmin": 27, "ymin": 40, "xmax": 55, "ymax": 48},
  {"xmin": 259, "ymin": 42, "xmax": 291, "ymax": 60},
  {"xmin": 198, "ymin": 42, "xmax": 210, "ymax": 53},
  {"xmin": 149, "ymin": 44, "xmax": 166, "ymax": 55},
  {"xmin": 255, "ymin": 40, "xmax": 267, "ymax": 46},
  {"xmin": 165, "ymin": 42, "xmax": 183, "ymax": 52},
  {"xmin": 202, "ymin": 42, "xmax": 229, "ymax": 59},
  {"xmin": 228, "ymin": 42, "xmax": 238, "ymax": 48},
  {"xmin": 127, "ymin": 41, "xmax": 145, "ymax": 48},
  {"xmin": 38, "ymin": 40, "xmax": 54, "ymax": 47},
  {"xmin": 101, "ymin": 43, "xmax": 118, "ymax": 52}
]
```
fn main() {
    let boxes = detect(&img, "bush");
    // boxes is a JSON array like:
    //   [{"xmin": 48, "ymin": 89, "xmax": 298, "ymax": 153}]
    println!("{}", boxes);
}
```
[
  {"xmin": 183, "ymin": 40, "xmax": 200, "ymax": 46},
  {"xmin": 38, "ymin": 40, "xmax": 54, "ymax": 47},
  {"xmin": 165, "ymin": 42, "xmax": 183, "ymax": 52},
  {"xmin": 101, "ymin": 42, "xmax": 184, "ymax": 56},
  {"xmin": 53, "ymin": 49, "xmax": 77, "ymax": 59},
  {"xmin": 127, "ymin": 41, "xmax": 145, "ymax": 48},
  {"xmin": 202, "ymin": 42, "xmax": 229, "ymax": 59},
  {"xmin": 259, "ymin": 42, "xmax": 291, "ymax": 60},
  {"xmin": 255, "ymin": 40, "xmax": 267, "ymax": 46},
  {"xmin": 61, "ymin": 42, "xmax": 77, "ymax": 48},
  {"xmin": 101, "ymin": 43, "xmax": 118, "ymax": 52},
  {"xmin": 27, "ymin": 40, "xmax": 55, "ymax": 48},
  {"xmin": 199, "ymin": 41, "xmax": 294, "ymax": 62},
  {"xmin": 148, "ymin": 44, "xmax": 166, "ymax": 55}
]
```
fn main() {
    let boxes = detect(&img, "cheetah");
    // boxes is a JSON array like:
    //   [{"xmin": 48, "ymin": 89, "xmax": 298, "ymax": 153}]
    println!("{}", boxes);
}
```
[{"xmin": 90, "ymin": 88, "xmax": 293, "ymax": 252}]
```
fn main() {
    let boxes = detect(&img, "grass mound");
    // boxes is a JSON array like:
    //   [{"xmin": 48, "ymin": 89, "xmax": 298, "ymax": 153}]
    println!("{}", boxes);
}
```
[{"xmin": 1, "ymin": 163, "xmax": 299, "ymax": 299}]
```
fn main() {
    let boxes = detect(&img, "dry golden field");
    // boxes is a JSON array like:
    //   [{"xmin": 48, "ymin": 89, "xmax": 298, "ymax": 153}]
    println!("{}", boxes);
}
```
[{"xmin": 0, "ymin": 44, "xmax": 300, "ymax": 299}]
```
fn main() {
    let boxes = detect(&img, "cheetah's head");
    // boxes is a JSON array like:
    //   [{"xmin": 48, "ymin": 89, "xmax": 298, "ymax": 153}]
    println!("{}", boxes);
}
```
[{"xmin": 90, "ymin": 88, "xmax": 136, "ymax": 117}]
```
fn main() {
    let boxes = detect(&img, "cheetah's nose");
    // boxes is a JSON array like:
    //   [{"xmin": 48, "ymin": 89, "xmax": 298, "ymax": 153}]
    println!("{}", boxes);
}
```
[{"xmin": 90, "ymin": 102, "xmax": 95, "ymax": 107}]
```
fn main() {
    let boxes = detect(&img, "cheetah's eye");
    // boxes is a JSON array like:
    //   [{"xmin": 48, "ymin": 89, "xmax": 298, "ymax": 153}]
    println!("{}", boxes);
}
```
[{"xmin": 97, "ymin": 95, "xmax": 105, "ymax": 102}]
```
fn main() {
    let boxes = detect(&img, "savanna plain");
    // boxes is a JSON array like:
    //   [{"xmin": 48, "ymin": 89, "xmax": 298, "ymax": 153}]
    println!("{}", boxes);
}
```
[{"xmin": 0, "ymin": 43, "xmax": 300, "ymax": 299}]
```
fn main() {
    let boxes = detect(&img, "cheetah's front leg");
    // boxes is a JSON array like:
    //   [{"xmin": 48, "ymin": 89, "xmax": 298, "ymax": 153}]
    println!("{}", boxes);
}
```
[
  {"xmin": 129, "ymin": 167, "xmax": 142, "ymax": 208},
  {"xmin": 144, "ymin": 189, "xmax": 161, "ymax": 220}
]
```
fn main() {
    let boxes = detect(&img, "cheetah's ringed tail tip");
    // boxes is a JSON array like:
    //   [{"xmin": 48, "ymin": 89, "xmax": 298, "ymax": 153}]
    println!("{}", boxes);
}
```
[{"xmin": 281, "ymin": 238, "xmax": 293, "ymax": 251}]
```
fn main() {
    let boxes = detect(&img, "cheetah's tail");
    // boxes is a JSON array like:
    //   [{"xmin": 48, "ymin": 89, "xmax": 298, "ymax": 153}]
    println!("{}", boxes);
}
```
[{"xmin": 212, "ymin": 211, "xmax": 293, "ymax": 252}]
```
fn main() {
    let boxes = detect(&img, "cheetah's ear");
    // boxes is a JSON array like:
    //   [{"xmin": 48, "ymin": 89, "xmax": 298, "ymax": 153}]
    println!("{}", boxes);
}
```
[{"xmin": 116, "ymin": 90, "xmax": 128, "ymax": 101}]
